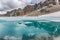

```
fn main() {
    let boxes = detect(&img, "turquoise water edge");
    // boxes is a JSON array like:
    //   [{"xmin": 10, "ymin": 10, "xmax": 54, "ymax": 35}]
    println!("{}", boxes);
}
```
[{"xmin": 0, "ymin": 20, "xmax": 60, "ymax": 40}]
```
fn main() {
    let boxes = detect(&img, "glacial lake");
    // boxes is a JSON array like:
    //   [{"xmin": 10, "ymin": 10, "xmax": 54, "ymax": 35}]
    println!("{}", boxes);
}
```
[{"xmin": 0, "ymin": 20, "xmax": 60, "ymax": 40}]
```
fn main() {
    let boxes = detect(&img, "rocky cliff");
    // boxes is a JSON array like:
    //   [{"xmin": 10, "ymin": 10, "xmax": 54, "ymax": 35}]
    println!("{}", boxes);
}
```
[
  {"xmin": 0, "ymin": 1, "xmax": 57, "ymax": 17},
  {"xmin": 0, "ymin": 2, "xmax": 43, "ymax": 16}
]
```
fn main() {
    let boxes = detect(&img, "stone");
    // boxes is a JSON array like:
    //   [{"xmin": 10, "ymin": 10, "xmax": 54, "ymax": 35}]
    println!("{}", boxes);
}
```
[{"xmin": 23, "ymin": 5, "xmax": 35, "ymax": 14}]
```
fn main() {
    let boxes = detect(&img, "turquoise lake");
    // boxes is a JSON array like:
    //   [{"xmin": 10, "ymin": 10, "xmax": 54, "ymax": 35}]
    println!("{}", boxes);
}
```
[{"xmin": 0, "ymin": 20, "xmax": 60, "ymax": 40}]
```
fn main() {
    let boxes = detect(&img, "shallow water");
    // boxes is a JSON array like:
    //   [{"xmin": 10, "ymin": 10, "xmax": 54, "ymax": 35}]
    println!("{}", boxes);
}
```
[{"xmin": 0, "ymin": 20, "xmax": 60, "ymax": 40}]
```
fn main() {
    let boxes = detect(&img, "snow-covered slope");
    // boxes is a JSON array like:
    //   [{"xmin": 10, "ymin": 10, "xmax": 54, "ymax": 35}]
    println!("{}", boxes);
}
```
[
  {"xmin": 0, "ymin": 11, "xmax": 60, "ymax": 22},
  {"xmin": 38, "ymin": 11, "xmax": 60, "ymax": 22}
]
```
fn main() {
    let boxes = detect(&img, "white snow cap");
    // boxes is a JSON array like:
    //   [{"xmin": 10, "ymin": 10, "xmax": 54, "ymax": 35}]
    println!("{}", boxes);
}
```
[{"xmin": 0, "ymin": 0, "xmax": 46, "ymax": 14}]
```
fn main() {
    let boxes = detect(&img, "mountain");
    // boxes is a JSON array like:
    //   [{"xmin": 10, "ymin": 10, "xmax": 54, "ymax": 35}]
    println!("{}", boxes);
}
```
[
  {"xmin": 0, "ymin": 2, "xmax": 41, "ymax": 16},
  {"xmin": 0, "ymin": 0, "xmax": 60, "ymax": 17}
]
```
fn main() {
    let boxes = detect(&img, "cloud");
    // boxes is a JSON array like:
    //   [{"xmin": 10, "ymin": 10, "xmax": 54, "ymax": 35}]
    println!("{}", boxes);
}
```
[{"xmin": 0, "ymin": 0, "xmax": 46, "ymax": 14}]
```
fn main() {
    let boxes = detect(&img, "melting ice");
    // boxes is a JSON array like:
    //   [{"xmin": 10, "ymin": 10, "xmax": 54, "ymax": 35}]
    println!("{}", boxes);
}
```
[{"xmin": 0, "ymin": 20, "xmax": 60, "ymax": 40}]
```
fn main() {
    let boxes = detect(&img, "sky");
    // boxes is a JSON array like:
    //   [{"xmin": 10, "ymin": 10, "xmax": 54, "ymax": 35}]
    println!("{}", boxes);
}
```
[{"xmin": 0, "ymin": 0, "xmax": 46, "ymax": 14}]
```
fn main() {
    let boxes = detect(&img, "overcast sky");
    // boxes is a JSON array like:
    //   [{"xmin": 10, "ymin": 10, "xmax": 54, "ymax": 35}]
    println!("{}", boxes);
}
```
[{"xmin": 0, "ymin": 0, "xmax": 46, "ymax": 14}]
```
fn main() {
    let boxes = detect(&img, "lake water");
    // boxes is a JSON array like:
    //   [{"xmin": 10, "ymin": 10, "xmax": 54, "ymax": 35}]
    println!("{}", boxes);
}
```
[{"xmin": 0, "ymin": 20, "xmax": 60, "ymax": 40}]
